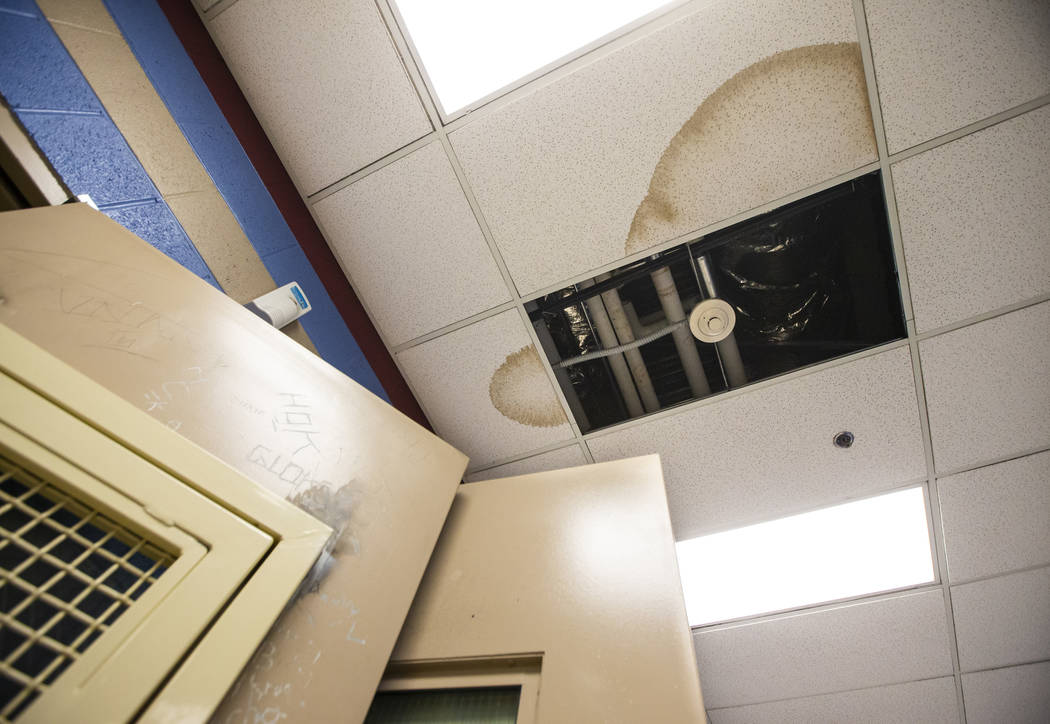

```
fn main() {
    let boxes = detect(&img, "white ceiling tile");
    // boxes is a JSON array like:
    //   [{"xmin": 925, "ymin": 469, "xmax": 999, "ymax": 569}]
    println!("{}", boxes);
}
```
[
  {"xmin": 450, "ymin": 0, "xmax": 871, "ymax": 294},
  {"xmin": 962, "ymin": 660, "xmax": 1050, "ymax": 724},
  {"xmin": 952, "ymin": 566, "xmax": 1050, "ymax": 671},
  {"xmin": 708, "ymin": 677, "xmax": 958, "ymax": 724},
  {"xmin": 920, "ymin": 302, "xmax": 1050, "ymax": 473},
  {"xmin": 893, "ymin": 106, "xmax": 1050, "ymax": 332},
  {"xmin": 864, "ymin": 0, "xmax": 1050, "ymax": 153},
  {"xmin": 694, "ymin": 591, "xmax": 953, "ymax": 709},
  {"xmin": 208, "ymin": 0, "xmax": 431, "ymax": 194},
  {"xmin": 314, "ymin": 142, "xmax": 510, "ymax": 345},
  {"xmin": 396, "ymin": 310, "xmax": 574, "ymax": 468},
  {"xmin": 938, "ymin": 450, "xmax": 1050, "ymax": 583},
  {"xmin": 588, "ymin": 347, "xmax": 925, "ymax": 539},
  {"xmin": 465, "ymin": 444, "xmax": 587, "ymax": 483}
]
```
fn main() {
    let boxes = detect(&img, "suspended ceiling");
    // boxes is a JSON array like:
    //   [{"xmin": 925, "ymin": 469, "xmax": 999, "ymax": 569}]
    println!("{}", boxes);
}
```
[{"xmin": 195, "ymin": 0, "xmax": 1050, "ymax": 720}]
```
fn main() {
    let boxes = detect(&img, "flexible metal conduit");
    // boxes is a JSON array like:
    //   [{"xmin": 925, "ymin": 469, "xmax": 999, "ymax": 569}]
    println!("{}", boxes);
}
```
[
  {"xmin": 579, "ymin": 279, "xmax": 645, "ymax": 418},
  {"xmin": 596, "ymin": 274, "xmax": 661, "ymax": 413},
  {"xmin": 650, "ymin": 265, "xmax": 711, "ymax": 398},
  {"xmin": 556, "ymin": 320, "xmax": 686, "ymax": 368}
]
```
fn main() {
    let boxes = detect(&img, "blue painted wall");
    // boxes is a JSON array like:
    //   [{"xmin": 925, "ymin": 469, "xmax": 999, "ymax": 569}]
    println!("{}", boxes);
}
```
[
  {"xmin": 0, "ymin": 1, "xmax": 388, "ymax": 400},
  {"xmin": 0, "ymin": 2, "xmax": 218, "ymax": 286}
]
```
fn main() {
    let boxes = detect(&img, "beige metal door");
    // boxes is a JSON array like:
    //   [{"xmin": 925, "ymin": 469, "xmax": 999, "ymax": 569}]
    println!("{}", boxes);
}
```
[
  {"xmin": 377, "ymin": 456, "xmax": 706, "ymax": 723},
  {"xmin": 0, "ymin": 204, "xmax": 466, "ymax": 723}
]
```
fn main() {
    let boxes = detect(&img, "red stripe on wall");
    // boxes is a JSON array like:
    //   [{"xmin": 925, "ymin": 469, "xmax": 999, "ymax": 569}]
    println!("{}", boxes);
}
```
[{"xmin": 156, "ymin": 0, "xmax": 430, "ymax": 430}]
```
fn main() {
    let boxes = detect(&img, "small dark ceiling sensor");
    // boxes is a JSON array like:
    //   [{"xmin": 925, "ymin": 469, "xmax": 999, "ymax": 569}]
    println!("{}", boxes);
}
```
[{"xmin": 834, "ymin": 431, "xmax": 855, "ymax": 449}]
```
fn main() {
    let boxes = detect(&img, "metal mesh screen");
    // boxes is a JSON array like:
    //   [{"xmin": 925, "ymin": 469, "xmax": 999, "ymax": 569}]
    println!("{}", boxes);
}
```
[
  {"xmin": 0, "ymin": 455, "xmax": 174, "ymax": 721},
  {"xmin": 365, "ymin": 686, "xmax": 521, "ymax": 724}
]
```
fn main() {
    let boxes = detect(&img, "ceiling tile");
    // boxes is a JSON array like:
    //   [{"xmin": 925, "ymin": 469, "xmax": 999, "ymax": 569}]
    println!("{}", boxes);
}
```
[
  {"xmin": 694, "ymin": 591, "xmax": 953, "ymax": 709},
  {"xmin": 588, "ymin": 346, "xmax": 925, "ymax": 539},
  {"xmin": 920, "ymin": 301, "xmax": 1050, "ymax": 473},
  {"xmin": 450, "ymin": 0, "xmax": 872, "ymax": 294},
  {"xmin": 465, "ymin": 444, "xmax": 587, "ymax": 482},
  {"xmin": 864, "ymin": 0, "xmax": 1050, "ymax": 153},
  {"xmin": 893, "ymin": 106, "xmax": 1050, "ymax": 332},
  {"xmin": 708, "ymin": 676, "xmax": 958, "ymax": 724},
  {"xmin": 207, "ymin": 0, "xmax": 431, "ymax": 194},
  {"xmin": 314, "ymin": 142, "xmax": 510, "ymax": 345},
  {"xmin": 396, "ymin": 310, "xmax": 574, "ymax": 468},
  {"xmin": 951, "ymin": 566, "xmax": 1050, "ymax": 671},
  {"xmin": 938, "ymin": 450, "xmax": 1050, "ymax": 583},
  {"xmin": 962, "ymin": 660, "xmax": 1050, "ymax": 724}
]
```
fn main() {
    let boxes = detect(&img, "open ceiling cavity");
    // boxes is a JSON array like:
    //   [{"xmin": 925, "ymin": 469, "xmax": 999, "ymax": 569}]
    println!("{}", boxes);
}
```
[{"xmin": 528, "ymin": 172, "xmax": 906, "ymax": 433}]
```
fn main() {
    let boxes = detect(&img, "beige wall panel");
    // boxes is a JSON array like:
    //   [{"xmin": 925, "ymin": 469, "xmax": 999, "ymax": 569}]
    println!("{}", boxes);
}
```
[
  {"xmin": 46, "ymin": 14, "xmax": 214, "ymax": 197},
  {"xmin": 450, "ymin": 0, "xmax": 872, "ymax": 294},
  {"xmin": 391, "ymin": 456, "xmax": 706, "ymax": 723},
  {"xmin": 0, "ymin": 205, "xmax": 466, "ymax": 724},
  {"xmin": 36, "ymin": 0, "xmax": 121, "ymax": 35},
  {"xmin": 165, "ymin": 188, "xmax": 276, "ymax": 304},
  {"xmin": 207, "ymin": 0, "xmax": 432, "ymax": 195}
]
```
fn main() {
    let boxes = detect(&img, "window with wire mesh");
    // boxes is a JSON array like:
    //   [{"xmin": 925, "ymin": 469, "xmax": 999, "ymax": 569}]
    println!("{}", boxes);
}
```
[
  {"xmin": 365, "ymin": 686, "xmax": 521, "ymax": 724},
  {"xmin": 0, "ymin": 455, "xmax": 174, "ymax": 721}
]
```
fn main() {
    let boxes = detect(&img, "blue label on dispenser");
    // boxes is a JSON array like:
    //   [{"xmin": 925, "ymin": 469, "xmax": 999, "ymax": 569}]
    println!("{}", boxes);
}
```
[{"xmin": 290, "ymin": 285, "xmax": 308, "ymax": 309}]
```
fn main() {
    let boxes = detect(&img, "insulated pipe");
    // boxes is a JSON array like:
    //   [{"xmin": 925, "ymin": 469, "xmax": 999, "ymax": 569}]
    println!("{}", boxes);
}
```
[
  {"xmin": 579, "ymin": 280, "xmax": 645, "ymax": 418},
  {"xmin": 650, "ymin": 265, "xmax": 711, "ymax": 398},
  {"xmin": 532, "ymin": 319, "xmax": 591, "ymax": 432},
  {"xmin": 696, "ymin": 256, "xmax": 748, "ymax": 387},
  {"xmin": 596, "ymin": 274, "xmax": 661, "ymax": 413}
]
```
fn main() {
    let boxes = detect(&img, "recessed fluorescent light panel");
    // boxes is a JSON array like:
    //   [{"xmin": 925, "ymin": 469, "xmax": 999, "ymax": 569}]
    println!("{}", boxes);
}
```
[
  {"xmin": 392, "ymin": 0, "xmax": 674, "ymax": 114},
  {"xmin": 676, "ymin": 486, "xmax": 935, "ymax": 627}
]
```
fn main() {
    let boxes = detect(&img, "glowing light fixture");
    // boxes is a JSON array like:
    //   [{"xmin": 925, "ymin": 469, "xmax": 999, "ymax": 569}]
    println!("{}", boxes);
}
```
[
  {"xmin": 393, "ymin": 0, "xmax": 673, "ymax": 114},
  {"xmin": 676, "ymin": 486, "xmax": 935, "ymax": 626}
]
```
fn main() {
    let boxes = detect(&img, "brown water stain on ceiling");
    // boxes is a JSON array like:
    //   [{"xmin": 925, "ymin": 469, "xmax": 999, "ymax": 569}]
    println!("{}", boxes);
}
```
[
  {"xmin": 627, "ymin": 42, "xmax": 876, "ymax": 256},
  {"xmin": 489, "ymin": 345, "xmax": 567, "ymax": 427}
]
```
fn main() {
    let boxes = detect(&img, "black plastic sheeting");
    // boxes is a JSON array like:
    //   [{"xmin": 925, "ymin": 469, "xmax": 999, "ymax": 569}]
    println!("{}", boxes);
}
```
[{"xmin": 531, "ymin": 171, "xmax": 905, "ymax": 432}]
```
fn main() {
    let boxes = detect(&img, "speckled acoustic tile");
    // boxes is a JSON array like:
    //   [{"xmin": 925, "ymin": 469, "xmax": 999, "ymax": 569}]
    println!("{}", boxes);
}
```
[
  {"xmin": 694, "ymin": 591, "xmax": 953, "ymax": 708},
  {"xmin": 894, "ymin": 105, "xmax": 1050, "ymax": 332},
  {"xmin": 396, "ymin": 310, "xmax": 574, "ymax": 468},
  {"xmin": 951, "ymin": 566, "xmax": 1050, "ymax": 672},
  {"xmin": 207, "ymin": 0, "xmax": 431, "ymax": 194},
  {"xmin": 865, "ymin": 0, "xmax": 1050, "ymax": 153},
  {"xmin": 708, "ymin": 677, "xmax": 958, "ymax": 724},
  {"xmin": 450, "ymin": 0, "xmax": 873, "ymax": 294},
  {"xmin": 938, "ymin": 450, "xmax": 1050, "ymax": 583},
  {"xmin": 314, "ymin": 142, "xmax": 510, "ymax": 345},
  {"xmin": 920, "ymin": 301, "xmax": 1050, "ymax": 473},
  {"xmin": 962, "ymin": 661, "xmax": 1050, "ymax": 724},
  {"xmin": 465, "ymin": 444, "xmax": 587, "ymax": 482},
  {"xmin": 588, "ymin": 346, "xmax": 925, "ymax": 540}
]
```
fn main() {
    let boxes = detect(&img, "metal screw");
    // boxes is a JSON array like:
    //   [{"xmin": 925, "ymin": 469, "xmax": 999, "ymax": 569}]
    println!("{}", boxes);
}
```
[{"xmin": 834, "ymin": 431, "xmax": 855, "ymax": 449}]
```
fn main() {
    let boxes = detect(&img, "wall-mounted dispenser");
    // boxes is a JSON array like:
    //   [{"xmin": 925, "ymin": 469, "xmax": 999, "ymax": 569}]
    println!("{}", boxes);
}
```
[{"xmin": 245, "ymin": 281, "xmax": 312, "ymax": 329}]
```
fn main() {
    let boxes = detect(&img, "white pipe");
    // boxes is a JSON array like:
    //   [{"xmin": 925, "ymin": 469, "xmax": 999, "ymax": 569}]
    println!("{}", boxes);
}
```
[
  {"xmin": 696, "ymin": 256, "xmax": 748, "ymax": 387},
  {"xmin": 580, "ymin": 280, "xmax": 645, "ymax": 418},
  {"xmin": 597, "ymin": 275, "xmax": 661, "ymax": 413},
  {"xmin": 650, "ymin": 266, "xmax": 711, "ymax": 397}
]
